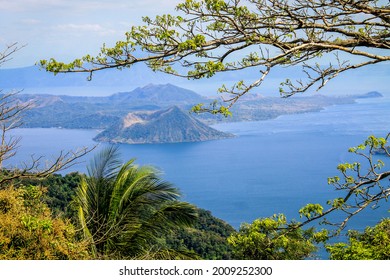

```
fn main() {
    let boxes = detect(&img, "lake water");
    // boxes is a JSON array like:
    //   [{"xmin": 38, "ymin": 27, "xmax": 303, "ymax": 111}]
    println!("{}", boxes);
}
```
[{"xmin": 5, "ymin": 95, "xmax": 390, "ymax": 258}]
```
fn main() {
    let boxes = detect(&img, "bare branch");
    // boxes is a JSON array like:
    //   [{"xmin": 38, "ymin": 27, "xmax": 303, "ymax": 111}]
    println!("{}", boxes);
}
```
[
  {"xmin": 0, "ymin": 43, "xmax": 26, "ymax": 66},
  {"xmin": 0, "ymin": 43, "xmax": 95, "ymax": 189}
]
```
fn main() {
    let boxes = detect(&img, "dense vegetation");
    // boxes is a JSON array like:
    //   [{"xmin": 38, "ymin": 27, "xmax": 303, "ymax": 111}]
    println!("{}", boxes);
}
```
[
  {"xmin": 0, "ymin": 185, "xmax": 89, "ymax": 260},
  {"xmin": 8, "ymin": 156, "xmax": 235, "ymax": 260},
  {"xmin": 327, "ymin": 218, "xmax": 390, "ymax": 260},
  {"xmin": 228, "ymin": 214, "xmax": 317, "ymax": 260},
  {"xmin": 165, "ymin": 208, "xmax": 236, "ymax": 259},
  {"xmin": 19, "ymin": 172, "xmax": 82, "ymax": 219}
]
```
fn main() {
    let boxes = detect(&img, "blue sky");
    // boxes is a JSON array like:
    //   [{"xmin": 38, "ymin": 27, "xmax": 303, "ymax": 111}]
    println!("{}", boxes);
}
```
[{"xmin": 0, "ymin": 0, "xmax": 181, "ymax": 68}]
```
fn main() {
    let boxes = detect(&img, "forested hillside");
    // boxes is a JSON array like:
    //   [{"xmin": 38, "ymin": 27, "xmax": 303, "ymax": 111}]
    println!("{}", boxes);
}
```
[{"xmin": 9, "ymin": 171, "xmax": 236, "ymax": 260}]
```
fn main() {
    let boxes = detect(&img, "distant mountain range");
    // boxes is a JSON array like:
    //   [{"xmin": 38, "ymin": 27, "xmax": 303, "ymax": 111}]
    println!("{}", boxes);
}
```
[
  {"xmin": 94, "ymin": 106, "xmax": 234, "ymax": 144},
  {"xmin": 18, "ymin": 83, "xmax": 207, "ymax": 129},
  {"xmin": 355, "ymin": 91, "xmax": 383, "ymax": 99},
  {"xmin": 0, "ymin": 78, "xmax": 384, "ymax": 143}
]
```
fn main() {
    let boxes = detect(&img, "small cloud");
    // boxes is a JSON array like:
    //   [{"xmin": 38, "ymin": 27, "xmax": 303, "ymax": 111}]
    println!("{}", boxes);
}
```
[
  {"xmin": 20, "ymin": 18, "xmax": 41, "ymax": 25},
  {"xmin": 54, "ymin": 23, "xmax": 118, "ymax": 36}
]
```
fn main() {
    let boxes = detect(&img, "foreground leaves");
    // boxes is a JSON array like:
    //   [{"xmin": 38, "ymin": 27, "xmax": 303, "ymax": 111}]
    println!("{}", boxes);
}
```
[
  {"xmin": 228, "ymin": 214, "xmax": 317, "ymax": 260},
  {"xmin": 0, "ymin": 186, "xmax": 89, "ymax": 260},
  {"xmin": 327, "ymin": 218, "xmax": 390, "ymax": 260}
]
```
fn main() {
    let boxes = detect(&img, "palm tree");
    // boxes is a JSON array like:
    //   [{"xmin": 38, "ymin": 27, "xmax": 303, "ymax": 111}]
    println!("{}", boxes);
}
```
[{"xmin": 76, "ymin": 146, "xmax": 197, "ymax": 259}]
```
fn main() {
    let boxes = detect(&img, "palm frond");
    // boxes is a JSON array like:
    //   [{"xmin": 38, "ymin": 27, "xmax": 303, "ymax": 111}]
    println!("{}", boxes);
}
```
[
  {"xmin": 87, "ymin": 145, "xmax": 122, "ymax": 180},
  {"xmin": 75, "ymin": 147, "xmax": 198, "ymax": 259},
  {"xmin": 78, "ymin": 205, "xmax": 97, "ymax": 257},
  {"xmin": 117, "ymin": 201, "xmax": 197, "ymax": 256}
]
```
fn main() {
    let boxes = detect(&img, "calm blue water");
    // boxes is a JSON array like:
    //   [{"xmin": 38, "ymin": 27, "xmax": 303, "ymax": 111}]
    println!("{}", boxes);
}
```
[{"xmin": 5, "ymin": 96, "xmax": 390, "ymax": 258}]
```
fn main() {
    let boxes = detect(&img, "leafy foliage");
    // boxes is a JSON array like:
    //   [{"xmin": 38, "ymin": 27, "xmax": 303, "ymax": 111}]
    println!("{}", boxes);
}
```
[
  {"xmin": 166, "ymin": 208, "xmax": 236, "ymax": 259},
  {"xmin": 0, "ymin": 185, "xmax": 89, "ymax": 260},
  {"xmin": 227, "ymin": 214, "xmax": 317, "ymax": 260},
  {"xmin": 16, "ymin": 172, "xmax": 82, "ymax": 219},
  {"xmin": 327, "ymin": 218, "xmax": 390, "ymax": 260}
]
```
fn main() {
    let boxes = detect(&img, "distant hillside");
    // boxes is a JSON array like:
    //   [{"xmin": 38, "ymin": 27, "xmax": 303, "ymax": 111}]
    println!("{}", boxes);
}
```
[
  {"xmin": 108, "ymin": 83, "xmax": 206, "ymax": 106},
  {"xmin": 355, "ymin": 91, "xmax": 383, "ymax": 99},
  {"xmin": 94, "ymin": 106, "xmax": 234, "ymax": 144},
  {"xmin": 14, "ymin": 83, "xmax": 205, "ymax": 106},
  {"xmin": 5, "ymin": 81, "xmax": 384, "ymax": 131},
  {"xmin": 19, "ymin": 84, "xmax": 207, "ymax": 129}
]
